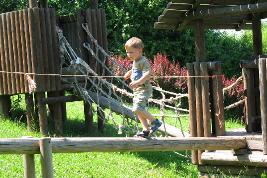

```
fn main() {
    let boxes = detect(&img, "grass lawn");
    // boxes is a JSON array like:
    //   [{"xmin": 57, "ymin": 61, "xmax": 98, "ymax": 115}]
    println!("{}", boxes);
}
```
[{"xmin": 0, "ymin": 96, "xmax": 244, "ymax": 178}]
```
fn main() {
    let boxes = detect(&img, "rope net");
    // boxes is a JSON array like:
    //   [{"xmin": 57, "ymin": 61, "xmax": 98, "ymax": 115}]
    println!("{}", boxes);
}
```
[{"xmin": 57, "ymin": 24, "xmax": 189, "ymax": 137}]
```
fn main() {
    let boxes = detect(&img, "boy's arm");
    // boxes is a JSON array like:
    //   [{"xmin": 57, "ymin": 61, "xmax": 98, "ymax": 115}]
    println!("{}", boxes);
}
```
[
  {"xmin": 129, "ymin": 71, "xmax": 151, "ymax": 88},
  {"xmin": 124, "ymin": 70, "xmax": 132, "ymax": 80}
]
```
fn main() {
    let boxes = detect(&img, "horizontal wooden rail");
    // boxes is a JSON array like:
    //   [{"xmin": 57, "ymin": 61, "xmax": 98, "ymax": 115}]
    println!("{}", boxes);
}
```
[{"xmin": 0, "ymin": 137, "xmax": 247, "ymax": 154}]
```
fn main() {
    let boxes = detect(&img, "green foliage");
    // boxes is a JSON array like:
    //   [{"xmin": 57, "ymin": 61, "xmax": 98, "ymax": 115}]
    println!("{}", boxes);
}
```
[{"xmin": 206, "ymin": 30, "xmax": 253, "ymax": 77}]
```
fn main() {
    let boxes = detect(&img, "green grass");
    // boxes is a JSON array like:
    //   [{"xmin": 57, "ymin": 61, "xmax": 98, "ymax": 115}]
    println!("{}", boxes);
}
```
[{"xmin": 0, "ymin": 96, "xmax": 245, "ymax": 177}]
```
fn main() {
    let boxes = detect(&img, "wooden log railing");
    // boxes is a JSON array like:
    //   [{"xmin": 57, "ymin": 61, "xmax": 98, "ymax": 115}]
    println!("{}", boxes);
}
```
[
  {"xmin": 1, "ymin": 136, "xmax": 246, "ymax": 177},
  {"xmin": 187, "ymin": 61, "xmax": 225, "ymax": 165}
]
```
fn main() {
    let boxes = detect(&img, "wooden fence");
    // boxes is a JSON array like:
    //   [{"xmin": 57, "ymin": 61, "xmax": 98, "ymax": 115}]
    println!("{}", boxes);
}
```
[
  {"xmin": 0, "ymin": 8, "xmax": 61, "ymax": 95},
  {"xmin": 187, "ymin": 61, "xmax": 225, "ymax": 165},
  {"xmin": 0, "ymin": 137, "xmax": 246, "ymax": 178}
]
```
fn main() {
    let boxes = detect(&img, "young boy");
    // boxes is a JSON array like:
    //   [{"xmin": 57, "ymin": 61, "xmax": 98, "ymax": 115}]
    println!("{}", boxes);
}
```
[{"xmin": 123, "ymin": 37, "xmax": 162, "ymax": 138}]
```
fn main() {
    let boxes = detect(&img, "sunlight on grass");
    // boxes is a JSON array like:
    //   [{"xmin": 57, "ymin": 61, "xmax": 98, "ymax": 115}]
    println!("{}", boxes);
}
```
[{"xmin": 0, "ymin": 96, "xmax": 248, "ymax": 177}]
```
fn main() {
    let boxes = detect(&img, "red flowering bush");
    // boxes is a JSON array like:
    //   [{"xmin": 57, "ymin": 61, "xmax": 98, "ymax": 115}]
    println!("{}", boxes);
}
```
[
  {"xmin": 107, "ymin": 53, "xmax": 244, "ymax": 107},
  {"xmin": 107, "ymin": 53, "xmax": 188, "ymax": 93},
  {"xmin": 150, "ymin": 53, "xmax": 188, "ymax": 92}
]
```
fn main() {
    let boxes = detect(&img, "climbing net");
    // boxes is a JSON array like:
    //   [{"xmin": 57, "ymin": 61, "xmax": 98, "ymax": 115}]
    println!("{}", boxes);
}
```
[{"xmin": 57, "ymin": 24, "xmax": 189, "ymax": 137}]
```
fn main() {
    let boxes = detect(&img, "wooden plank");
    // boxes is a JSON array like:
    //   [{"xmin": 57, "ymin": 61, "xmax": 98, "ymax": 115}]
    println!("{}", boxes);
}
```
[
  {"xmin": 23, "ymin": 9, "xmax": 32, "ymax": 93},
  {"xmin": 199, "ymin": 165, "xmax": 267, "ymax": 177},
  {"xmin": 33, "ymin": 8, "xmax": 44, "ymax": 92},
  {"xmin": 14, "ymin": 11, "xmax": 25, "ymax": 93},
  {"xmin": 16, "ymin": 10, "xmax": 26, "ymax": 93},
  {"xmin": 39, "ymin": 8, "xmax": 50, "ymax": 91},
  {"xmin": 186, "ymin": 63, "xmax": 198, "ymax": 164},
  {"xmin": 28, "ymin": 8, "xmax": 38, "ymax": 92},
  {"xmin": 10, "ymin": 11, "xmax": 20, "ymax": 94},
  {"xmin": 6, "ymin": 12, "xmax": 16, "ymax": 94},
  {"xmin": 259, "ymin": 58, "xmax": 267, "ymax": 154},
  {"xmin": 2, "ymin": 13, "xmax": 12, "ymax": 94},
  {"xmin": 200, "ymin": 62, "xmax": 211, "ymax": 137},
  {"xmin": 0, "ymin": 14, "xmax": 6, "ymax": 94},
  {"xmin": 50, "ymin": 8, "xmax": 61, "ymax": 90},
  {"xmin": 39, "ymin": 138, "xmax": 53, "ymax": 178},
  {"xmin": 45, "ymin": 8, "xmax": 56, "ymax": 91},
  {"xmin": 0, "ymin": 137, "xmax": 247, "ymax": 154},
  {"xmin": 201, "ymin": 150, "xmax": 267, "ymax": 167}
]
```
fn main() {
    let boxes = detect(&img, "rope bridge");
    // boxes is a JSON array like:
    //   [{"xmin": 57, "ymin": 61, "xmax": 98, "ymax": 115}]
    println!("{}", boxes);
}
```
[{"xmin": 58, "ymin": 24, "xmax": 189, "ymax": 137}]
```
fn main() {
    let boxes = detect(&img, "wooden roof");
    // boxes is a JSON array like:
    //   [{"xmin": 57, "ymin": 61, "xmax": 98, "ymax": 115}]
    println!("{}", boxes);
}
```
[{"xmin": 154, "ymin": 0, "xmax": 267, "ymax": 31}]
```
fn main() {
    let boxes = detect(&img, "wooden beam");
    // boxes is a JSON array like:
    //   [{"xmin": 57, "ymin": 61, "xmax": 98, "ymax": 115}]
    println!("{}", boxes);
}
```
[
  {"xmin": 0, "ymin": 137, "xmax": 247, "ymax": 154},
  {"xmin": 171, "ymin": 0, "xmax": 267, "ymax": 6},
  {"xmin": 252, "ymin": 17, "xmax": 263, "ymax": 55},
  {"xmin": 167, "ymin": 2, "xmax": 192, "ymax": 10},
  {"xmin": 154, "ymin": 22, "xmax": 176, "ymax": 30},
  {"xmin": 185, "ymin": 2, "xmax": 267, "ymax": 21},
  {"xmin": 194, "ymin": 20, "xmax": 206, "ymax": 61}
]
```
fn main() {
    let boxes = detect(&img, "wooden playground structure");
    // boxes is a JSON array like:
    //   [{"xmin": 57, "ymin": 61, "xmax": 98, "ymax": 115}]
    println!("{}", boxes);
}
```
[
  {"xmin": 0, "ymin": 0, "xmax": 267, "ymax": 177},
  {"xmin": 155, "ymin": 0, "xmax": 267, "ymax": 176}
]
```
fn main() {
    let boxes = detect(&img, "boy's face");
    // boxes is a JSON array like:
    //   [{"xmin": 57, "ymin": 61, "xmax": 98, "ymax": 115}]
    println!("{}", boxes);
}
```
[{"xmin": 125, "ymin": 46, "xmax": 142, "ymax": 61}]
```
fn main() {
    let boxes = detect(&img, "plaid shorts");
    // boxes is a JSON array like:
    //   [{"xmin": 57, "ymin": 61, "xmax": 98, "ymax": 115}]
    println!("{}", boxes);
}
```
[{"xmin": 132, "ymin": 89, "xmax": 152, "ymax": 112}]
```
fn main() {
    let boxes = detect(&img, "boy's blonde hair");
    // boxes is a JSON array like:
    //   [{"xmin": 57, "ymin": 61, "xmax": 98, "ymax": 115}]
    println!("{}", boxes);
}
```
[{"xmin": 125, "ymin": 37, "xmax": 144, "ymax": 49}]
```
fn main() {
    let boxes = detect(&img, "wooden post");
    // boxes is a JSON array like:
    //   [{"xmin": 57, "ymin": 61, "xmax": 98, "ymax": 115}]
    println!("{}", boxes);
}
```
[
  {"xmin": 259, "ymin": 58, "xmax": 267, "ymax": 154},
  {"xmin": 84, "ymin": 101, "xmax": 93, "ymax": 130},
  {"xmin": 39, "ymin": 0, "xmax": 48, "ymax": 8},
  {"xmin": 23, "ymin": 136, "xmax": 36, "ymax": 178},
  {"xmin": 23, "ymin": 154, "xmax": 36, "ymax": 178},
  {"xmin": 39, "ymin": 137, "xmax": 53, "ymax": 178},
  {"xmin": 212, "ymin": 62, "xmax": 225, "ymax": 136},
  {"xmin": 25, "ymin": 93, "xmax": 38, "ymax": 131},
  {"xmin": 47, "ymin": 91, "xmax": 63, "ymax": 135},
  {"xmin": 0, "ymin": 95, "xmax": 11, "ymax": 117},
  {"xmin": 36, "ymin": 92, "xmax": 48, "ymax": 136},
  {"xmin": 252, "ymin": 17, "xmax": 262, "ymax": 56},
  {"xmin": 60, "ymin": 91, "xmax": 67, "ymax": 124},
  {"xmin": 194, "ymin": 62, "xmax": 204, "ymax": 164},
  {"xmin": 186, "ymin": 63, "xmax": 198, "ymax": 164},
  {"xmin": 29, "ymin": 0, "xmax": 38, "ymax": 8},
  {"xmin": 200, "ymin": 62, "xmax": 211, "ymax": 137},
  {"xmin": 194, "ymin": 20, "xmax": 206, "ymax": 62},
  {"xmin": 97, "ymin": 107, "xmax": 105, "ymax": 133},
  {"xmin": 91, "ymin": 0, "xmax": 98, "ymax": 9}
]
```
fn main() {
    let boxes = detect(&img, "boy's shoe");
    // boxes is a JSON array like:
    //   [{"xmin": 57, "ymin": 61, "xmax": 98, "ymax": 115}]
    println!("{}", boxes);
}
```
[
  {"xmin": 151, "ymin": 119, "xmax": 162, "ymax": 133},
  {"xmin": 134, "ymin": 130, "xmax": 150, "ymax": 138}
]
